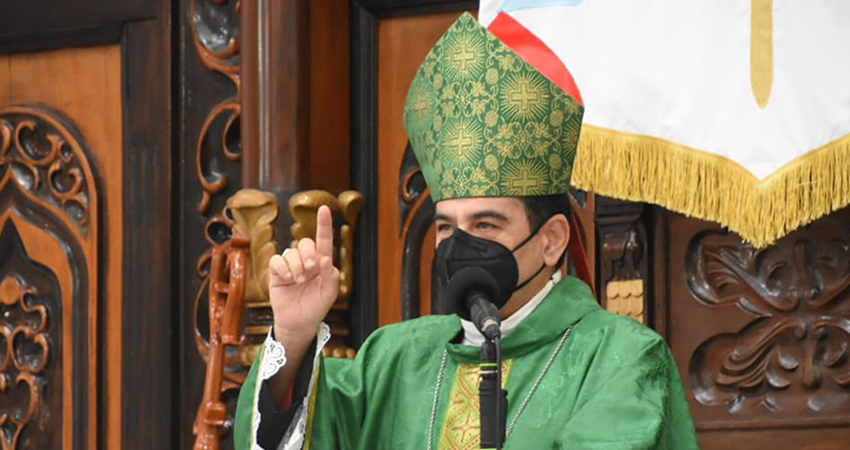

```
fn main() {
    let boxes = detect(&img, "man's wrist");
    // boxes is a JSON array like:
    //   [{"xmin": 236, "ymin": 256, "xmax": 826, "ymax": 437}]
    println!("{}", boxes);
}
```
[{"xmin": 273, "ymin": 323, "xmax": 317, "ymax": 353}]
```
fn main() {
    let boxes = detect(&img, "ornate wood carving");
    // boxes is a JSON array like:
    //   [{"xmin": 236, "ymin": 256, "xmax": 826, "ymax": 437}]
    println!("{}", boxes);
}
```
[
  {"xmin": 688, "ymin": 217, "xmax": 850, "ymax": 420},
  {"xmin": 290, "ymin": 190, "xmax": 365, "ymax": 358},
  {"xmin": 188, "ymin": 0, "xmax": 244, "ymax": 372},
  {"xmin": 0, "ymin": 247, "xmax": 52, "ymax": 450},
  {"xmin": 193, "ymin": 189, "xmax": 279, "ymax": 450},
  {"xmin": 226, "ymin": 189, "xmax": 279, "ymax": 366},
  {"xmin": 193, "ymin": 191, "xmax": 279, "ymax": 368},
  {"xmin": 182, "ymin": 3, "xmax": 244, "ymax": 448},
  {"xmin": 597, "ymin": 197, "xmax": 648, "ymax": 323},
  {"xmin": 193, "ymin": 233, "xmax": 249, "ymax": 450},
  {"xmin": 192, "ymin": 0, "xmax": 242, "ymax": 216},
  {"xmin": 229, "ymin": 190, "xmax": 279, "ymax": 305},
  {"xmin": 1, "ymin": 109, "xmax": 91, "ymax": 235},
  {"xmin": 0, "ymin": 106, "xmax": 99, "ymax": 450},
  {"xmin": 398, "ymin": 144, "xmax": 437, "ymax": 318}
]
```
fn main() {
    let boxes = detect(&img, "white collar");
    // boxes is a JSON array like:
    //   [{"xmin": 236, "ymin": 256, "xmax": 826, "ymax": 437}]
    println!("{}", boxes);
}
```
[{"xmin": 460, "ymin": 271, "xmax": 562, "ymax": 347}]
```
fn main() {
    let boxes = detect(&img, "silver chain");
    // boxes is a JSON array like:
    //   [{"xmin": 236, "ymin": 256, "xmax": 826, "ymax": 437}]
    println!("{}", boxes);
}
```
[
  {"xmin": 428, "ymin": 350, "xmax": 449, "ymax": 450},
  {"xmin": 427, "ymin": 325, "xmax": 574, "ymax": 449},
  {"xmin": 506, "ymin": 325, "xmax": 573, "ymax": 437}
]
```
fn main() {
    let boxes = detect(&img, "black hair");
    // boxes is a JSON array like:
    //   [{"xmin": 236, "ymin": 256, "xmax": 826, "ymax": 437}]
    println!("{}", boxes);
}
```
[
  {"xmin": 521, "ymin": 194, "xmax": 573, "ymax": 271},
  {"xmin": 521, "ymin": 194, "xmax": 573, "ymax": 231}
]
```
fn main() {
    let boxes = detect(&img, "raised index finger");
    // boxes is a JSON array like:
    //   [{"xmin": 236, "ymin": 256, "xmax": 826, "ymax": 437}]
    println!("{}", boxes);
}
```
[{"xmin": 315, "ymin": 205, "xmax": 334, "ymax": 257}]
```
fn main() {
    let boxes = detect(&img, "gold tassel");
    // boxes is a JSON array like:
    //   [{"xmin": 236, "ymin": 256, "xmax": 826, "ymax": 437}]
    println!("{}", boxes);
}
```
[{"xmin": 571, "ymin": 125, "xmax": 850, "ymax": 248}]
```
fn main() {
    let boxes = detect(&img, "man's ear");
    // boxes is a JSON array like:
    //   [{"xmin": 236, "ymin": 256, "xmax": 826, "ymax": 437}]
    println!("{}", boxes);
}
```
[{"xmin": 541, "ymin": 214, "xmax": 570, "ymax": 267}]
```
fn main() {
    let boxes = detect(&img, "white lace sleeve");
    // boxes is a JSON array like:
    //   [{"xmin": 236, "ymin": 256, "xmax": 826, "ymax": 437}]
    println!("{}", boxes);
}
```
[{"xmin": 250, "ymin": 323, "xmax": 331, "ymax": 450}]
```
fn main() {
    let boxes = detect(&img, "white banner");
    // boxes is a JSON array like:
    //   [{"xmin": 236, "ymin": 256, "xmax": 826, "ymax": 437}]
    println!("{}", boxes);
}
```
[{"xmin": 480, "ymin": 0, "xmax": 850, "ymax": 247}]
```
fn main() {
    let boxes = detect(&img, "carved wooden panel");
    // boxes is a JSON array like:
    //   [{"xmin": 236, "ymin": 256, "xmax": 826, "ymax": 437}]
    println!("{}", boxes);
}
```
[
  {"xmin": 0, "ymin": 228, "xmax": 57, "ymax": 450},
  {"xmin": 191, "ymin": 0, "xmax": 242, "ymax": 217},
  {"xmin": 659, "ymin": 206, "xmax": 850, "ymax": 449},
  {"xmin": 0, "ymin": 106, "xmax": 99, "ymax": 450}
]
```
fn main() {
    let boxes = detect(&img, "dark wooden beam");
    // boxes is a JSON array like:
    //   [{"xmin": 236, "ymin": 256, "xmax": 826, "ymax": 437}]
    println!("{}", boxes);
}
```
[
  {"xmin": 0, "ymin": 0, "xmax": 155, "ymax": 53},
  {"xmin": 120, "ymin": 0, "xmax": 174, "ymax": 448},
  {"xmin": 354, "ymin": 0, "xmax": 476, "ymax": 18}
]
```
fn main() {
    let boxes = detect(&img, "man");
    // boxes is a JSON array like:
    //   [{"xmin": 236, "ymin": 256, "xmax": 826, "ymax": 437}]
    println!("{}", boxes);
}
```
[{"xmin": 235, "ymin": 13, "xmax": 698, "ymax": 450}]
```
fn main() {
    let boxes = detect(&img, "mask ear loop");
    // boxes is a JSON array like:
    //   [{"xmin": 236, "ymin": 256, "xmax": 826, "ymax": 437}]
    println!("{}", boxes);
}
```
[
  {"xmin": 508, "ymin": 214, "xmax": 596, "ymax": 297},
  {"xmin": 510, "ymin": 222, "xmax": 546, "ymax": 253},
  {"xmin": 513, "ymin": 261, "xmax": 547, "ymax": 292},
  {"xmin": 510, "ymin": 222, "xmax": 549, "ymax": 293}
]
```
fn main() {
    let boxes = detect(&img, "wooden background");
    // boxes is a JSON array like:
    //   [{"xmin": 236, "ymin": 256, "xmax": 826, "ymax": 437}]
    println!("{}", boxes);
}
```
[{"xmin": 1, "ymin": 1, "xmax": 848, "ymax": 449}]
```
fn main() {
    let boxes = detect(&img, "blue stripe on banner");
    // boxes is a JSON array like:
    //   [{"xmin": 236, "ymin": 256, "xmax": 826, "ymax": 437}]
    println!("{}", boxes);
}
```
[{"xmin": 501, "ymin": 0, "xmax": 583, "ymax": 12}]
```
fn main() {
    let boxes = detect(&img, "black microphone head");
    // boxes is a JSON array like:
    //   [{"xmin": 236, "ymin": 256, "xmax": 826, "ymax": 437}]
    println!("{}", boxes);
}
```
[{"xmin": 445, "ymin": 266, "xmax": 501, "ymax": 320}]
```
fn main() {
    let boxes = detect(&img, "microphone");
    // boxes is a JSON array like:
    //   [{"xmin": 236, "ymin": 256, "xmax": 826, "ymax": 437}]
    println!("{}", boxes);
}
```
[
  {"xmin": 445, "ymin": 266, "xmax": 503, "ymax": 340},
  {"xmin": 445, "ymin": 266, "xmax": 508, "ymax": 448}
]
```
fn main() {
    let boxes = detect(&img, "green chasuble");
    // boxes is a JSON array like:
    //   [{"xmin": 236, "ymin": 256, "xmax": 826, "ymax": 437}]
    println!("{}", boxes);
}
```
[{"xmin": 235, "ymin": 276, "xmax": 699, "ymax": 449}]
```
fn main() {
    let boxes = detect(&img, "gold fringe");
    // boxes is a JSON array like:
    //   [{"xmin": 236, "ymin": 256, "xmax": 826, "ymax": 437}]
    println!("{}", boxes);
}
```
[{"xmin": 571, "ymin": 125, "xmax": 850, "ymax": 248}]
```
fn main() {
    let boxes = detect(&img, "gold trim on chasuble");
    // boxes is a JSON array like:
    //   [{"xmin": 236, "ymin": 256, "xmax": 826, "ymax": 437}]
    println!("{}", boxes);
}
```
[
  {"xmin": 302, "ymin": 363, "xmax": 322, "ymax": 450},
  {"xmin": 438, "ymin": 360, "xmax": 514, "ymax": 450}
]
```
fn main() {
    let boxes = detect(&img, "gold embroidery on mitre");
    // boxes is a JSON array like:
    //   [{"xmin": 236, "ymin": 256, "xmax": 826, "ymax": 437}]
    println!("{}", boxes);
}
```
[
  {"xmin": 501, "ymin": 72, "xmax": 550, "ymax": 122},
  {"xmin": 442, "ymin": 31, "xmax": 487, "ymax": 82},
  {"xmin": 440, "ymin": 119, "xmax": 484, "ymax": 170},
  {"xmin": 500, "ymin": 159, "xmax": 549, "ymax": 197},
  {"xmin": 438, "ymin": 360, "xmax": 514, "ymax": 450},
  {"xmin": 403, "ymin": 13, "xmax": 585, "ymax": 202}
]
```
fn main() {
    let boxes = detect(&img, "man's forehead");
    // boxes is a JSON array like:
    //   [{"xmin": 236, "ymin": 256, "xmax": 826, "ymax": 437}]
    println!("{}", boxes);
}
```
[{"xmin": 434, "ymin": 197, "xmax": 525, "ymax": 219}]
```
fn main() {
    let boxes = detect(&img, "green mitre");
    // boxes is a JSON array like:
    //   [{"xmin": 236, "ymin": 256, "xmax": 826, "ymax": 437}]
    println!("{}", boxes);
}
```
[{"xmin": 403, "ymin": 12, "xmax": 584, "ymax": 202}]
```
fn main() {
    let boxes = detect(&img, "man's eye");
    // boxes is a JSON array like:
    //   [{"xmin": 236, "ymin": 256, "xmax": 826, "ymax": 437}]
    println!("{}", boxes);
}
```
[
  {"xmin": 476, "ymin": 222, "xmax": 496, "ymax": 231},
  {"xmin": 436, "ymin": 224, "xmax": 453, "ymax": 233}
]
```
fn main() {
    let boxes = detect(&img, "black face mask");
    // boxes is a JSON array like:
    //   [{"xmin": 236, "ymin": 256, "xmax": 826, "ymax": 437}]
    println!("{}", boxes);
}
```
[{"xmin": 433, "ymin": 227, "xmax": 546, "ymax": 318}]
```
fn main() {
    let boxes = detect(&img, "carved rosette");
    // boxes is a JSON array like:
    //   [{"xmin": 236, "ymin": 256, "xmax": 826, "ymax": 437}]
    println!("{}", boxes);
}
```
[{"xmin": 689, "ymin": 219, "xmax": 850, "ymax": 417}]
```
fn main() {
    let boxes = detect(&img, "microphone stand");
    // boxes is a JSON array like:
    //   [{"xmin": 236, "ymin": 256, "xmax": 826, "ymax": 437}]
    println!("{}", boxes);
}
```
[{"xmin": 480, "ymin": 335, "xmax": 507, "ymax": 449}]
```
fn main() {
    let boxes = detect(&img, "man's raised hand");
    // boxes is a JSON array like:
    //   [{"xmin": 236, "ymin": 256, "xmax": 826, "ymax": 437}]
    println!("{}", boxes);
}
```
[{"xmin": 268, "ymin": 205, "xmax": 340, "ymax": 347}]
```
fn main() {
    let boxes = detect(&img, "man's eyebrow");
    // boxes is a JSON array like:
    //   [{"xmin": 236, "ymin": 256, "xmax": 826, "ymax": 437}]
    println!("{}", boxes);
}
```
[
  {"xmin": 471, "ymin": 210, "xmax": 509, "ymax": 222},
  {"xmin": 433, "ymin": 210, "xmax": 510, "ymax": 222}
]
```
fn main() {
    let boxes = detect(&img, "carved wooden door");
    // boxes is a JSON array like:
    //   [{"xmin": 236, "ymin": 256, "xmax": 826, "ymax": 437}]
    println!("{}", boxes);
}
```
[{"xmin": 0, "ymin": 2, "xmax": 173, "ymax": 450}]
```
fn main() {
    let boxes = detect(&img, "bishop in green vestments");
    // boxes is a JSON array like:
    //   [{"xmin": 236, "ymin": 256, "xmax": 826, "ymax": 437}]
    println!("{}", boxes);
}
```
[{"xmin": 234, "ymin": 12, "xmax": 699, "ymax": 450}]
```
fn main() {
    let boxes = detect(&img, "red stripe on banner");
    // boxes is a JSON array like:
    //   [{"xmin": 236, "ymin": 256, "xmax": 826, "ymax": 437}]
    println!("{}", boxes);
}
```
[{"xmin": 489, "ymin": 12, "xmax": 583, "ymax": 106}]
